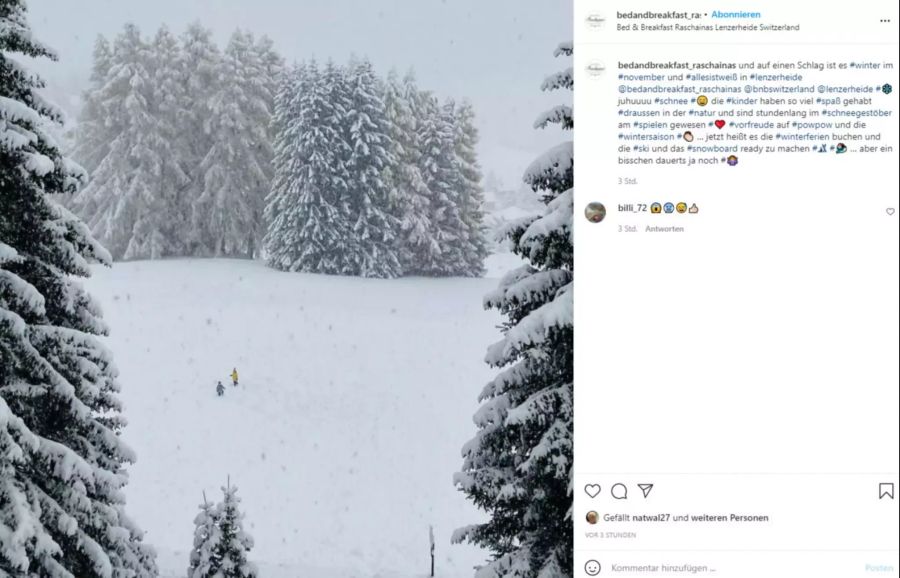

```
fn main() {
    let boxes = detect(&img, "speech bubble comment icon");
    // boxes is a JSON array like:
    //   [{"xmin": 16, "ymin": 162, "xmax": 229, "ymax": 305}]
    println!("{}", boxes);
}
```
[{"xmin": 610, "ymin": 483, "xmax": 628, "ymax": 500}]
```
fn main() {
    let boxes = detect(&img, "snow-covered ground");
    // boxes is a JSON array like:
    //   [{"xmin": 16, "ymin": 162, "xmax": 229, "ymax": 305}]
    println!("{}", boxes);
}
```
[{"xmin": 84, "ymin": 259, "xmax": 511, "ymax": 578}]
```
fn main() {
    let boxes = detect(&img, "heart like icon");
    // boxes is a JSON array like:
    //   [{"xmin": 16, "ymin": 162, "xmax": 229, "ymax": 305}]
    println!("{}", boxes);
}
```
[
  {"xmin": 888, "ymin": 208, "xmax": 896, "ymax": 216},
  {"xmin": 584, "ymin": 484, "xmax": 601, "ymax": 498},
  {"xmin": 714, "ymin": 120, "xmax": 726, "ymax": 129}
]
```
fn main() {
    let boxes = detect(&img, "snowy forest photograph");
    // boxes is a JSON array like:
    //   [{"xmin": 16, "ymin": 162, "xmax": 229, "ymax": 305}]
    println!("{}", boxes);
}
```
[{"xmin": 1, "ymin": 0, "xmax": 572, "ymax": 577}]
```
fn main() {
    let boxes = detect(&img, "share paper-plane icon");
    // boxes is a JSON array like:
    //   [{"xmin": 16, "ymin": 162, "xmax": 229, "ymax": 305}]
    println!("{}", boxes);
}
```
[{"xmin": 638, "ymin": 483, "xmax": 654, "ymax": 498}]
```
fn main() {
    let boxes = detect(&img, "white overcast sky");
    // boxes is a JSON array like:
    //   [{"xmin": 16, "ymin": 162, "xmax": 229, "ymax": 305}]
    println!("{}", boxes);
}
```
[{"xmin": 27, "ymin": 0, "xmax": 572, "ymax": 189}]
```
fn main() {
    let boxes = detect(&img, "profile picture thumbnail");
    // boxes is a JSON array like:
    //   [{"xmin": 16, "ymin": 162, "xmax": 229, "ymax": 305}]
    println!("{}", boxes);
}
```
[
  {"xmin": 584, "ymin": 202, "xmax": 607, "ymax": 223},
  {"xmin": 586, "ymin": 510, "xmax": 599, "ymax": 524}
]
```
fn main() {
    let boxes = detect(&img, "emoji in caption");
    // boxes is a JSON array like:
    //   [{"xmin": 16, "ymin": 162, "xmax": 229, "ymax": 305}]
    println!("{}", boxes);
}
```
[
  {"xmin": 696, "ymin": 94, "xmax": 709, "ymax": 106},
  {"xmin": 650, "ymin": 202, "xmax": 662, "ymax": 214},
  {"xmin": 676, "ymin": 202, "xmax": 687, "ymax": 214},
  {"xmin": 682, "ymin": 131, "xmax": 694, "ymax": 142}
]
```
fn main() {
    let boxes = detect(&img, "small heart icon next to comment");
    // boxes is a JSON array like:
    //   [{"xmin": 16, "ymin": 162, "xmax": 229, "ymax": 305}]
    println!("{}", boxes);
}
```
[
  {"xmin": 888, "ymin": 208, "xmax": 896, "ymax": 216},
  {"xmin": 584, "ymin": 484, "xmax": 601, "ymax": 498},
  {"xmin": 714, "ymin": 120, "xmax": 726, "ymax": 129}
]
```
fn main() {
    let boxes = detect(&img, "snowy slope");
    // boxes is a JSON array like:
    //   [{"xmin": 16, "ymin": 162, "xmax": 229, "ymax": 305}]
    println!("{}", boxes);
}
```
[{"xmin": 84, "ymin": 259, "xmax": 503, "ymax": 578}]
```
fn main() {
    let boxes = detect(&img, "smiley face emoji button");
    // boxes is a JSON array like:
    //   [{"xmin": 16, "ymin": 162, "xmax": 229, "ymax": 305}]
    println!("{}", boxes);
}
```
[{"xmin": 696, "ymin": 94, "xmax": 709, "ymax": 106}]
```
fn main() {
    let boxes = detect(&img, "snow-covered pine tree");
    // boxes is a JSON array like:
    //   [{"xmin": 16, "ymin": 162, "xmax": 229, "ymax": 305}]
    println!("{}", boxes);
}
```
[
  {"xmin": 319, "ymin": 59, "xmax": 360, "ymax": 275},
  {"xmin": 146, "ymin": 24, "xmax": 191, "ymax": 255},
  {"xmin": 0, "ymin": 2, "xmax": 157, "ymax": 575},
  {"xmin": 187, "ymin": 494, "xmax": 221, "ymax": 578},
  {"xmin": 71, "ymin": 24, "xmax": 147, "ymax": 258},
  {"xmin": 212, "ymin": 482, "xmax": 257, "ymax": 578},
  {"xmin": 178, "ymin": 22, "xmax": 222, "ymax": 256},
  {"xmin": 452, "ymin": 41, "xmax": 574, "ymax": 578},
  {"xmin": 343, "ymin": 58, "xmax": 401, "ymax": 278},
  {"xmin": 265, "ymin": 61, "xmax": 300, "ymax": 223},
  {"xmin": 71, "ymin": 35, "xmax": 113, "ymax": 185},
  {"xmin": 437, "ymin": 99, "xmax": 473, "ymax": 276},
  {"xmin": 268, "ymin": 62, "xmax": 295, "ymax": 140},
  {"xmin": 72, "ymin": 23, "xmax": 188, "ymax": 260},
  {"xmin": 412, "ymin": 93, "xmax": 448, "ymax": 275},
  {"xmin": 195, "ymin": 30, "xmax": 275, "ymax": 258},
  {"xmin": 55, "ymin": 34, "xmax": 111, "ymax": 215},
  {"xmin": 251, "ymin": 34, "xmax": 283, "ymax": 259},
  {"xmin": 264, "ymin": 62, "xmax": 303, "ymax": 269},
  {"xmin": 251, "ymin": 34, "xmax": 282, "ymax": 121},
  {"xmin": 382, "ymin": 70, "xmax": 436, "ymax": 275},
  {"xmin": 414, "ymin": 94, "xmax": 468, "ymax": 276},
  {"xmin": 264, "ymin": 60, "xmax": 354, "ymax": 274},
  {"xmin": 450, "ymin": 99, "xmax": 488, "ymax": 277}
]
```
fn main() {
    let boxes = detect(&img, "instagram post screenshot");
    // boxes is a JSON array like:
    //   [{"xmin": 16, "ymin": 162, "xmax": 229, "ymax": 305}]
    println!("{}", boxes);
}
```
[{"xmin": 1, "ymin": 1, "xmax": 897, "ymax": 578}]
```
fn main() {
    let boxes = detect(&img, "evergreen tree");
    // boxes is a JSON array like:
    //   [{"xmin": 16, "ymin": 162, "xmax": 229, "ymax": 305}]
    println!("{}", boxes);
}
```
[
  {"xmin": 212, "ymin": 483, "xmax": 257, "ymax": 578},
  {"xmin": 71, "ymin": 35, "xmax": 113, "ymax": 180},
  {"xmin": 0, "ymin": 2, "xmax": 157, "ymax": 575},
  {"xmin": 453, "ymin": 42, "xmax": 574, "ymax": 578},
  {"xmin": 251, "ymin": 34, "xmax": 282, "ymax": 123},
  {"xmin": 415, "ymin": 94, "xmax": 467, "ymax": 276},
  {"xmin": 343, "ymin": 58, "xmax": 401, "ymax": 278},
  {"xmin": 72, "ymin": 23, "xmax": 188, "ymax": 260},
  {"xmin": 146, "ymin": 24, "xmax": 191, "ymax": 255},
  {"xmin": 251, "ymin": 34, "xmax": 283, "ymax": 258},
  {"xmin": 437, "ymin": 99, "xmax": 472, "ymax": 276},
  {"xmin": 195, "ymin": 30, "xmax": 275, "ymax": 258},
  {"xmin": 187, "ymin": 495, "xmax": 221, "ymax": 578},
  {"xmin": 266, "ymin": 62, "xmax": 301, "ymax": 211},
  {"xmin": 178, "ymin": 22, "xmax": 222, "ymax": 256},
  {"xmin": 318, "ymin": 59, "xmax": 359, "ymax": 275},
  {"xmin": 383, "ymin": 72, "xmax": 439, "ymax": 275},
  {"xmin": 264, "ymin": 60, "xmax": 354, "ymax": 274},
  {"xmin": 451, "ymin": 100, "xmax": 488, "ymax": 277},
  {"xmin": 59, "ymin": 34, "xmax": 111, "ymax": 214},
  {"xmin": 383, "ymin": 71, "xmax": 426, "ymax": 273},
  {"xmin": 264, "ymin": 62, "xmax": 304, "ymax": 269}
]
